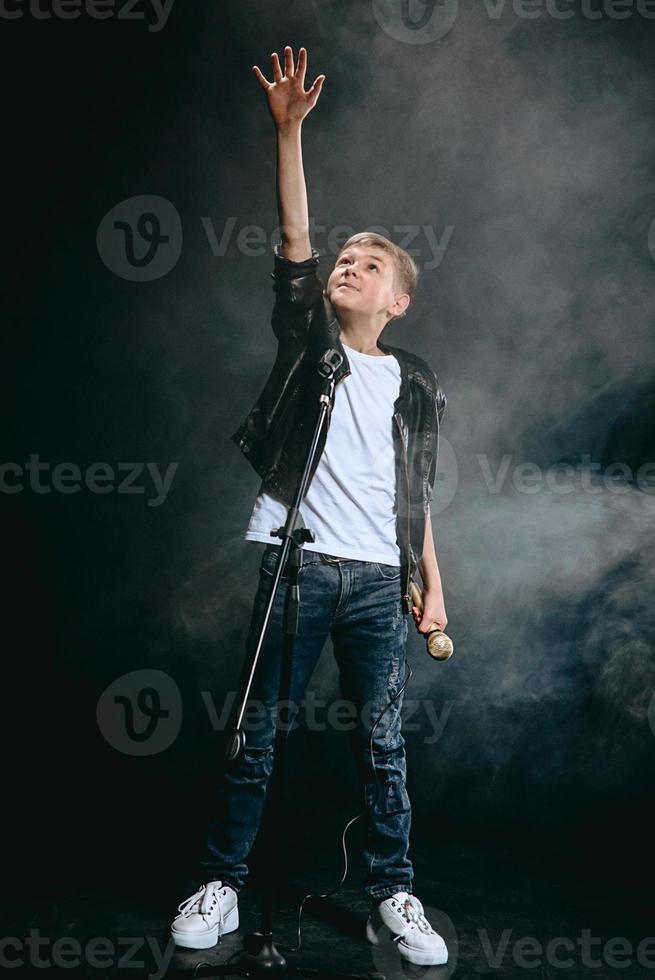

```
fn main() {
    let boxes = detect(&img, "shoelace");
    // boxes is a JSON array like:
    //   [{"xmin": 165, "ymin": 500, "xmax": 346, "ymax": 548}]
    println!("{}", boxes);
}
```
[
  {"xmin": 176, "ymin": 882, "xmax": 227, "ymax": 931},
  {"xmin": 390, "ymin": 895, "xmax": 436, "ymax": 940}
]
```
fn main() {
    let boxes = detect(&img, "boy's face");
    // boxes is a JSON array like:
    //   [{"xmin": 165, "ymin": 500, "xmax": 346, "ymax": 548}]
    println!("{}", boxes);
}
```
[{"xmin": 325, "ymin": 245, "xmax": 409, "ymax": 321}]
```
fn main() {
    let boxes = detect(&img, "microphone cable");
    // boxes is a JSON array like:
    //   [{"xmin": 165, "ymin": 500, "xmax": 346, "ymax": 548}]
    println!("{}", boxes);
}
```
[{"xmin": 276, "ymin": 654, "xmax": 413, "ymax": 953}]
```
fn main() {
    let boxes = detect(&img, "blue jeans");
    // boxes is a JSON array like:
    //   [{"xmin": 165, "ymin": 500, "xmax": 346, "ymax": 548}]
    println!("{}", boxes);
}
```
[{"xmin": 200, "ymin": 545, "xmax": 413, "ymax": 902}]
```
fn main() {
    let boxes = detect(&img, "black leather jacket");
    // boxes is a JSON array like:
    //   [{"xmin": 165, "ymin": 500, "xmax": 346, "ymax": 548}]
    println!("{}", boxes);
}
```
[{"xmin": 231, "ymin": 244, "xmax": 447, "ymax": 615}]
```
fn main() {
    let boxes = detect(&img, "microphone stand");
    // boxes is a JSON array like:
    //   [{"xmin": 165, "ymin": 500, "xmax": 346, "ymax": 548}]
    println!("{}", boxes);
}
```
[{"xmin": 217, "ymin": 348, "xmax": 383, "ymax": 980}]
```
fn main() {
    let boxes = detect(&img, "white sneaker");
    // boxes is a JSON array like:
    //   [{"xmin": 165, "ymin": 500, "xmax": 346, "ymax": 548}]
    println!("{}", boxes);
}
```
[
  {"xmin": 366, "ymin": 891, "xmax": 448, "ymax": 966},
  {"xmin": 170, "ymin": 880, "xmax": 239, "ymax": 949}
]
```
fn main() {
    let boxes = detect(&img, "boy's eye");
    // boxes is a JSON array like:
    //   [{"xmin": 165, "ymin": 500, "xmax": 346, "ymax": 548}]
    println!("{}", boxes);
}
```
[{"xmin": 336, "ymin": 257, "xmax": 379, "ymax": 271}]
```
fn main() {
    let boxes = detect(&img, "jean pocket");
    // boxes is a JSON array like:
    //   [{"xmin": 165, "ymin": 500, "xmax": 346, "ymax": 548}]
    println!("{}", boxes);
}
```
[
  {"xmin": 260, "ymin": 548, "xmax": 283, "ymax": 578},
  {"xmin": 260, "ymin": 546, "xmax": 323, "ymax": 578},
  {"xmin": 372, "ymin": 561, "xmax": 401, "ymax": 581}
]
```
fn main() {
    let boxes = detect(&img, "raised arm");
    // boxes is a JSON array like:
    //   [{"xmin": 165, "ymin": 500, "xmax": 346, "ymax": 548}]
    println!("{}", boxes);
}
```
[{"xmin": 252, "ymin": 46, "xmax": 325, "ymax": 262}]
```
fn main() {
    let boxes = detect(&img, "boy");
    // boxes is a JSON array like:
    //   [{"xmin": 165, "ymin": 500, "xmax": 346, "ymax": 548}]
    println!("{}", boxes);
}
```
[{"xmin": 171, "ymin": 46, "xmax": 449, "ymax": 968}]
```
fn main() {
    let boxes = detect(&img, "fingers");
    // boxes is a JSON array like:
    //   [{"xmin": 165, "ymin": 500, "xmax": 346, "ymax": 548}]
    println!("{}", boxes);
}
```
[
  {"xmin": 296, "ymin": 46, "xmax": 307, "ymax": 85},
  {"xmin": 271, "ymin": 51, "xmax": 283, "ymax": 83},
  {"xmin": 306, "ymin": 74, "xmax": 326, "ymax": 107},
  {"xmin": 411, "ymin": 607, "xmax": 447, "ymax": 634},
  {"xmin": 260, "ymin": 47, "xmax": 322, "ymax": 100},
  {"xmin": 251, "ymin": 64, "xmax": 270, "ymax": 89},
  {"xmin": 294, "ymin": 46, "xmax": 308, "ymax": 82}
]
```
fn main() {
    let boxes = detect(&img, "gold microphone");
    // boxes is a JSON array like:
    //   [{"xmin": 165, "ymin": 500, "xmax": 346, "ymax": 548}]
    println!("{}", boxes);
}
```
[{"xmin": 409, "ymin": 579, "xmax": 454, "ymax": 661}]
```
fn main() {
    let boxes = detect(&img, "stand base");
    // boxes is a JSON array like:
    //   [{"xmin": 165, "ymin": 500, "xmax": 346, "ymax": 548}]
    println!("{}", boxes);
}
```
[
  {"xmin": 240, "ymin": 930, "xmax": 286, "ymax": 974},
  {"xmin": 229, "ymin": 931, "xmax": 386, "ymax": 979}
]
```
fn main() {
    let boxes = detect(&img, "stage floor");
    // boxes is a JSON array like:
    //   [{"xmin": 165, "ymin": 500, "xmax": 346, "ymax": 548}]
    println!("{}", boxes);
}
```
[{"xmin": 2, "ymin": 831, "xmax": 650, "ymax": 979}]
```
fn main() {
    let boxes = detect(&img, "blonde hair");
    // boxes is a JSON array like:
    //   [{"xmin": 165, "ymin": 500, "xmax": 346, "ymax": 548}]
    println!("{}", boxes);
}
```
[{"xmin": 337, "ymin": 232, "xmax": 420, "ymax": 321}]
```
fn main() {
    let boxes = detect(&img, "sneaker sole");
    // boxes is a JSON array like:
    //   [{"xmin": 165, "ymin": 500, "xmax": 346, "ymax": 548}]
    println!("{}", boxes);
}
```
[
  {"xmin": 171, "ymin": 904, "xmax": 239, "ymax": 949},
  {"xmin": 366, "ymin": 915, "xmax": 448, "ymax": 966}
]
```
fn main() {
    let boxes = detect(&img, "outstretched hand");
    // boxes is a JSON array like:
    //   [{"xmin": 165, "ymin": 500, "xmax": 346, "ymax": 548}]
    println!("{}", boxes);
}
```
[{"xmin": 252, "ymin": 46, "xmax": 326, "ymax": 128}]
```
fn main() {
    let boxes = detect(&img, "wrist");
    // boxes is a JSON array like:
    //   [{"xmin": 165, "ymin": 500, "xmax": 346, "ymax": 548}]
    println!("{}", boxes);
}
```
[{"xmin": 276, "ymin": 119, "xmax": 303, "ymax": 136}]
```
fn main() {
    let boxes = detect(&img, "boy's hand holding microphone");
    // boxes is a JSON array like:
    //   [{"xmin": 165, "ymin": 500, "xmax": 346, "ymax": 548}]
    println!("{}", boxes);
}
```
[{"xmin": 410, "ymin": 581, "xmax": 454, "ymax": 661}]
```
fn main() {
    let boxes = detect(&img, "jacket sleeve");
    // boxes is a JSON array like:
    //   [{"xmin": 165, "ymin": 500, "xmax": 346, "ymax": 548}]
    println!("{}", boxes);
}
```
[
  {"xmin": 270, "ymin": 242, "xmax": 325, "ymax": 343},
  {"xmin": 425, "ymin": 380, "xmax": 447, "ymax": 512}
]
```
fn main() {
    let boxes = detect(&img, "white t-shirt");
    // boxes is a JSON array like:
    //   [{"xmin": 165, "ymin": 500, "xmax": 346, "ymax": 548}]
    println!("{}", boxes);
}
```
[{"xmin": 244, "ymin": 342, "xmax": 402, "ymax": 564}]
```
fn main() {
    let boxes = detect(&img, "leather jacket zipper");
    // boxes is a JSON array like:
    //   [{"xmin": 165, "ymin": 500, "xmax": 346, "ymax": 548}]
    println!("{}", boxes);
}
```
[{"xmin": 394, "ymin": 411, "xmax": 413, "ymax": 614}]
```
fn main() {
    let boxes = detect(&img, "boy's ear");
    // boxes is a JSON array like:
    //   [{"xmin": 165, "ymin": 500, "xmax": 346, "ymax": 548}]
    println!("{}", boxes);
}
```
[{"xmin": 390, "ymin": 293, "xmax": 410, "ymax": 319}]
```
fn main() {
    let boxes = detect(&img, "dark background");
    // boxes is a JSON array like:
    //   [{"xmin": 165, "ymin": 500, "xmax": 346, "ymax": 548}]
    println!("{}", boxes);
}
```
[{"xmin": 3, "ymin": 0, "xmax": 655, "ymax": 925}]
